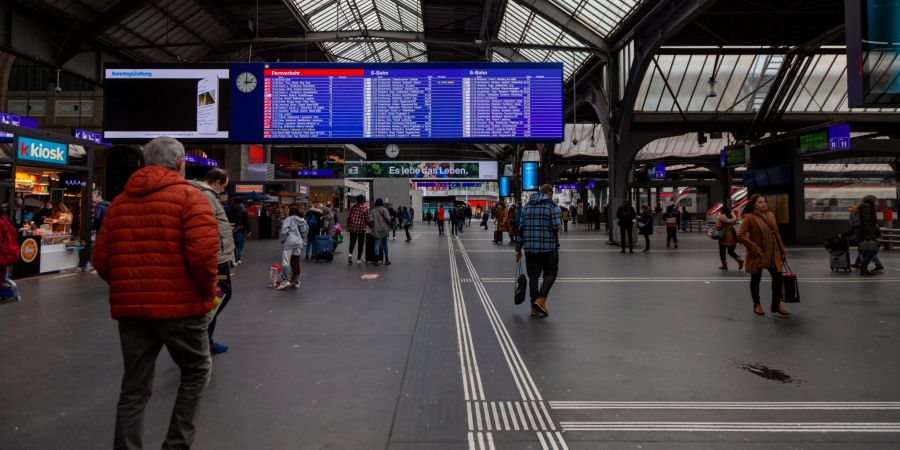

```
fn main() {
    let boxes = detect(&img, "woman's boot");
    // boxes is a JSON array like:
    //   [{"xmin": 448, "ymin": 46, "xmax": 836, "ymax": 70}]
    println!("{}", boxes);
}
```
[
  {"xmin": 737, "ymin": 258, "xmax": 744, "ymax": 271},
  {"xmin": 719, "ymin": 262, "xmax": 728, "ymax": 271}
]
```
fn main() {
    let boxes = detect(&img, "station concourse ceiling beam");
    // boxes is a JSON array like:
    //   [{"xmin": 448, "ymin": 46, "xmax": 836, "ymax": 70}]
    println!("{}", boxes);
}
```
[{"xmin": 54, "ymin": 0, "xmax": 152, "ymax": 66}]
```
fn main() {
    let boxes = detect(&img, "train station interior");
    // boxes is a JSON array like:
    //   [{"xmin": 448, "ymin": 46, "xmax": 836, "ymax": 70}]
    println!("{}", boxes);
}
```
[{"xmin": 0, "ymin": 1, "xmax": 899, "ymax": 449}]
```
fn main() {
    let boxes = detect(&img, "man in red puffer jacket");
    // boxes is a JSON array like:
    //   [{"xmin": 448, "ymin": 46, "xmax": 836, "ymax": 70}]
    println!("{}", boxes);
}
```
[{"xmin": 93, "ymin": 137, "xmax": 219, "ymax": 450}]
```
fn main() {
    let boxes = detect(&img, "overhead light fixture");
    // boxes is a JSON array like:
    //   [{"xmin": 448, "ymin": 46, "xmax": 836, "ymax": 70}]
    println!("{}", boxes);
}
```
[{"xmin": 707, "ymin": 76, "xmax": 718, "ymax": 98}]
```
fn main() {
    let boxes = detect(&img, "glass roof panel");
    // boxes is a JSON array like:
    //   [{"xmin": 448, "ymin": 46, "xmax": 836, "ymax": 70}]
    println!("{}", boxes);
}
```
[
  {"xmin": 496, "ymin": 1, "xmax": 593, "ymax": 80},
  {"xmin": 544, "ymin": 0, "xmax": 645, "ymax": 37},
  {"xmin": 634, "ymin": 50, "xmax": 897, "ymax": 113},
  {"xmin": 289, "ymin": 0, "xmax": 425, "ymax": 61}
]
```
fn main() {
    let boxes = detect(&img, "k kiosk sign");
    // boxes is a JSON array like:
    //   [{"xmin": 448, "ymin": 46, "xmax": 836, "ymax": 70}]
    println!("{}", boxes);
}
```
[{"xmin": 17, "ymin": 136, "xmax": 69, "ymax": 165}]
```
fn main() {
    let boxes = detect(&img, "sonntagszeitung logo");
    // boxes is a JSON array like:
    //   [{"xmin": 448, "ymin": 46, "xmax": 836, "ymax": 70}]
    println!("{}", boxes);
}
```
[{"xmin": 17, "ymin": 137, "xmax": 68, "ymax": 165}]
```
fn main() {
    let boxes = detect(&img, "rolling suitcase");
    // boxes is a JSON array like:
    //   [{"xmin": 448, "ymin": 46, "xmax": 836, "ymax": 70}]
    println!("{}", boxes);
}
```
[
  {"xmin": 313, "ymin": 234, "xmax": 334, "ymax": 262},
  {"xmin": 828, "ymin": 249, "xmax": 851, "ymax": 272},
  {"xmin": 365, "ymin": 233, "xmax": 384, "ymax": 264}
]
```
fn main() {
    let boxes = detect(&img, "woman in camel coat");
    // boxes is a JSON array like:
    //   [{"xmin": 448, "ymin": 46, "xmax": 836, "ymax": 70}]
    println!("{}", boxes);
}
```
[
  {"xmin": 716, "ymin": 205, "xmax": 743, "ymax": 271},
  {"xmin": 737, "ymin": 194, "xmax": 790, "ymax": 316}
]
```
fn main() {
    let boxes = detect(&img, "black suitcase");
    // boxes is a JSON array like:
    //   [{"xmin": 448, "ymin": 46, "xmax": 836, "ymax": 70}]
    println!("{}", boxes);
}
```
[
  {"xmin": 365, "ymin": 233, "xmax": 384, "ymax": 264},
  {"xmin": 828, "ymin": 249, "xmax": 850, "ymax": 272},
  {"xmin": 493, "ymin": 230, "xmax": 503, "ymax": 243}
]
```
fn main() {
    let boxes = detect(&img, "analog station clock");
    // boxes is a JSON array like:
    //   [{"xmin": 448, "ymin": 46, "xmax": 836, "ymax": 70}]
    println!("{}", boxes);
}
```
[
  {"xmin": 386, "ymin": 144, "xmax": 400, "ymax": 159},
  {"xmin": 236, "ymin": 72, "xmax": 257, "ymax": 93}
]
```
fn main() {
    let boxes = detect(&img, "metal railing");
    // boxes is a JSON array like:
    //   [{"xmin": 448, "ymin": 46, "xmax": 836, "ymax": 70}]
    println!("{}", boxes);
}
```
[{"xmin": 879, "ymin": 227, "xmax": 900, "ymax": 250}]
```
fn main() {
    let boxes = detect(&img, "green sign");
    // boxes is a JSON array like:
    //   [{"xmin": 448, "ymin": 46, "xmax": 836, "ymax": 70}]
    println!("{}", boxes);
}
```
[
  {"xmin": 344, "ymin": 161, "xmax": 498, "ymax": 179},
  {"xmin": 798, "ymin": 130, "xmax": 828, "ymax": 154},
  {"xmin": 723, "ymin": 146, "xmax": 746, "ymax": 167}
]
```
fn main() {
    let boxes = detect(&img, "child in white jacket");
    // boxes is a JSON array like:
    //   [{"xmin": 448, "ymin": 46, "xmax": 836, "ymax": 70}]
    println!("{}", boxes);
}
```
[{"xmin": 278, "ymin": 207, "xmax": 309, "ymax": 290}]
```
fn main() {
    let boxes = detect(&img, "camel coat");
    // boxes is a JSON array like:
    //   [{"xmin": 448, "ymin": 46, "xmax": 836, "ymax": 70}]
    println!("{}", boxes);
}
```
[
  {"xmin": 715, "ymin": 213, "xmax": 739, "ymax": 247},
  {"xmin": 737, "ymin": 211, "xmax": 785, "ymax": 274}
]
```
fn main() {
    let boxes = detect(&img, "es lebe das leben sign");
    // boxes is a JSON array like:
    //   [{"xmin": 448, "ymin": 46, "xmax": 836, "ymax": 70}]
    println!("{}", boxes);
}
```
[{"xmin": 344, "ymin": 161, "xmax": 498, "ymax": 179}]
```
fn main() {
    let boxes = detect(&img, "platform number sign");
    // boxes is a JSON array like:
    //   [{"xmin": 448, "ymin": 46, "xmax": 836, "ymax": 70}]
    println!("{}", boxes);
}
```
[{"xmin": 828, "ymin": 124, "xmax": 851, "ymax": 150}]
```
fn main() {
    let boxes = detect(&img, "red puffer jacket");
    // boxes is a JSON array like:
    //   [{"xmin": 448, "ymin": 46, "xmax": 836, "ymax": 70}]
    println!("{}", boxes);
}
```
[
  {"xmin": 0, "ymin": 215, "xmax": 18, "ymax": 266},
  {"xmin": 93, "ymin": 166, "xmax": 219, "ymax": 319}
]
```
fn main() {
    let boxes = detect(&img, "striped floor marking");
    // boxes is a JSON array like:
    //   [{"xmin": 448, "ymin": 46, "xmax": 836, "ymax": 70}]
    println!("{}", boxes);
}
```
[
  {"xmin": 467, "ymin": 401, "xmax": 558, "ymax": 431},
  {"xmin": 560, "ymin": 422, "xmax": 900, "ymax": 433}
]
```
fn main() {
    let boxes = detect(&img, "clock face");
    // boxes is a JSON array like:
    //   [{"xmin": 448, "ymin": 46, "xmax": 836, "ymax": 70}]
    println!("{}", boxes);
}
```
[
  {"xmin": 236, "ymin": 72, "xmax": 257, "ymax": 93},
  {"xmin": 386, "ymin": 144, "xmax": 399, "ymax": 159}
]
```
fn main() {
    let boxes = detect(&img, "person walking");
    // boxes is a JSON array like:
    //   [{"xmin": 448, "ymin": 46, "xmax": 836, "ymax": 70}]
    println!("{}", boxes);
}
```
[
  {"xmin": 368, "ymin": 198, "xmax": 392, "ymax": 265},
  {"xmin": 190, "ymin": 168, "xmax": 236, "ymax": 355},
  {"xmin": 400, "ymin": 206, "xmax": 413, "ymax": 242},
  {"xmin": 304, "ymin": 205, "xmax": 323, "ymax": 260},
  {"xmin": 465, "ymin": 205, "xmax": 473, "ymax": 227},
  {"xmin": 0, "ymin": 204, "xmax": 19, "ymax": 298},
  {"xmin": 664, "ymin": 206, "xmax": 679, "ymax": 249},
  {"xmin": 346, "ymin": 195, "xmax": 369, "ymax": 265},
  {"xmin": 92, "ymin": 194, "xmax": 111, "ymax": 234},
  {"xmin": 516, "ymin": 184, "xmax": 561, "ymax": 318},
  {"xmin": 716, "ymin": 205, "xmax": 744, "ymax": 271},
  {"xmin": 494, "ymin": 204, "xmax": 509, "ymax": 243},
  {"xmin": 508, "ymin": 204, "xmax": 519, "ymax": 245},
  {"xmin": 738, "ymin": 194, "xmax": 790, "ymax": 316},
  {"xmin": 638, "ymin": 205, "xmax": 653, "ymax": 252},
  {"xmin": 388, "ymin": 205, "xmax": 398, "ymax": 240},
  {"xmin": 855, "ymin": 195, "xmax": 882, "ymax": 276},
  {"xmin": 436, "ymin": 206, "xmax": 446, "ymax": 236},
  {"xmin": 616, "ymin": 200, "xmax": 637, "ymax": 253},
  {"xmin": 321, "ymin": 206, "xmax": 337, "ymax": 253},
  {"xmin": 92, "ymin": 137, "xmax": 219, "ymax": 450},
  {"xmin": 227, "ymin": 199, "xmax": 251, "ymax": 265},
  {"xmin": 561, "ymin": 206, "xmax": 570, "ymax": 232},
  {"xmin": 481, "ymin": 210, "xmax": 489, "ymax": 230},
  {"xmin": 278, "ymin": 207, "xmax": 308, "ymax": 289}
]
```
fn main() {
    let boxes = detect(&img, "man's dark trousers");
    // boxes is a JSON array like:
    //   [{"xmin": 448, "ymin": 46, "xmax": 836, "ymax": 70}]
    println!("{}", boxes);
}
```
[
  {"xmin": 525, "ymin": 250, "xmax": 559, "ymax": 301},
  {"xmin": 114, "ymin": 317, "xmax": 211, "ymax": 450},
  {"xmin": 620, "ymin": 225, "xmax": 633, "ymax": 252}
]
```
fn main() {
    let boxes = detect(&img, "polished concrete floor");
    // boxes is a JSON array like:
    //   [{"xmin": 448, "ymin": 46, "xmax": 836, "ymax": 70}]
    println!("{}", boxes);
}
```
[{"xmin": 1, "ymin": 223, "xmax": 899, "ymax": 449}]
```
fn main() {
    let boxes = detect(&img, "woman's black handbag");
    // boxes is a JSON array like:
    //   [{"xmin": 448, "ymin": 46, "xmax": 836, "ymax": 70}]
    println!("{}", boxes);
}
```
[
  {"xmin": 782, "ymin": 262, "xmax": 800, "ymax": 303},
  {"xmin": 514, "ymin": 258, "xmax": 527, "ymax": 305}
]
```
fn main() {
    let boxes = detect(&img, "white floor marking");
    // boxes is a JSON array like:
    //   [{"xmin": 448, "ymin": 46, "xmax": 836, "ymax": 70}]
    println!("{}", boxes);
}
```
[
  {"xmin": 498, "ymin": 402, "xmax": 510, "ymax": 431},
  {"xmin": 514, "ymin": 402, "xmax": 527, "ymax": 430},
  {"xmin": 546, "ymin": 431, "xmax": 560, "ymax": 450},
  {"xmin": 457, "ymin": 238, "xmax": 546, "ymax": 402},
  {"xmin": 477, "ymin": 431, "xmax": 485, "ymax": 449},
  {"xmin": 466, "ymin": 401, "xmax": 473, "ymax": 430},
  {"xmin": 532, "ymin": 401, "xmax": 547, "ymax": 430},
  {"xmin": 539, "ymin": 401, "xmax": 557, "ymax": 431},
  {"xmin": 467, "ymin": 432, "xmax": 475, "ymax": 450},
  {"xmin": 550, "ymin": 401, "xmax": 900, "ymax": 410},
  {"xmin": 479, "ymin": 277, "xmax": 900, "ymax": 284},
  {"xmin": 555, "ymin": 431, "xmax": 569, "ymax": 450},
  {"xmin": 486, "ymin": 432, "xmax": 495, "ymax": 450},
  {"xmin": 536, "ymin": 431, "xmax": 549, "ymax": 450},
  {"xmin": 483, "ymin": 402, "xmax": 491, "ymax": 431},
  {"xmin": 560, "ymin": 421, "xmax": 900, "ymax": 433},
  {"xmin": 490, "ymin": 402, "xmax": 500, "ymax": 431}
]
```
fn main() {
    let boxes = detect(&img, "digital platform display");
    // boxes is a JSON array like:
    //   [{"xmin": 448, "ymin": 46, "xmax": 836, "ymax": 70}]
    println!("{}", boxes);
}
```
[
  {"xmin": 104, "ymin": 63, "xmax": 563, "ymax": 143},
  {"xmin": 499, "ymin": 176, "xmax": 512, "ymax": 197},
  {"xmin": 522, "ymin": 162, "xmax": 539, "ymax": 191}
]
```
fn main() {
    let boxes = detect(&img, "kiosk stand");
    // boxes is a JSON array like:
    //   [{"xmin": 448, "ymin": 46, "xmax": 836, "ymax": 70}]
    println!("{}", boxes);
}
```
[{"xmin": 0, "ymin": 123, "xmax": 98, "ymax": 278}]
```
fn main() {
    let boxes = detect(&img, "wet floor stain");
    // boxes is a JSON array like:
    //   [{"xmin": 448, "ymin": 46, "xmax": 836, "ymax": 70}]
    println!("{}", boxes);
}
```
[{"xmin": 736, "ymin": 361, "xmax": 804, "ymax": 384}]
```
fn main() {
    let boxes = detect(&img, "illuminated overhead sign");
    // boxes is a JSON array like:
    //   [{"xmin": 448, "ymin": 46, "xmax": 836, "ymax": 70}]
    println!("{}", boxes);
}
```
[
  {"xmin": 17, "ymin": 136, "xmax": 68, "ymax": 165},
  {"xmin": 345, "ymin": 161, "xmax": 497, "ymax": 179}
]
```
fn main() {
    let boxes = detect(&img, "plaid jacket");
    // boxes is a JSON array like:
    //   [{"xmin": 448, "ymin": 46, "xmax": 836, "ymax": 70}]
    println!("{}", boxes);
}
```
[
  {"xmin": 347, "ymin": 203, "xmax": 370, "ymax": 234},
  {"xmin": 516, "ymin": 193, "xmax": 562, "ymax": 253}
]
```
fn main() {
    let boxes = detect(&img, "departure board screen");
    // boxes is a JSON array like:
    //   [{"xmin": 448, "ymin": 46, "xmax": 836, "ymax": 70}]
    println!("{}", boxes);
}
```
[
  {"xmin": 234, "ymin": 62, "xmax": 563, "ymax": 143},
  {"xmin": 103, "ymin": 63, "xmax": 563, "ymax": 143}
]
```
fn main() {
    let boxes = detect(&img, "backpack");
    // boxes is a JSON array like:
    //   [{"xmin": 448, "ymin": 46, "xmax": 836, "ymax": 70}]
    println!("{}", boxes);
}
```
[{"xmin": 306, "ymin": 213, "xmax": 319, "ymax": 229}]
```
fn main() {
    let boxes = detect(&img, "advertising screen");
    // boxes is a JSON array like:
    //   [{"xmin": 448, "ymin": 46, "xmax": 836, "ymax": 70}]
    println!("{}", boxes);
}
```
[
  {"xmin": 103, "ymin": 67, "xmax": 231, "ymax": 140},
  {"xmin": 104, "ymin": 63, "xmax": 563, "ymax": 143},
  {"xmin": 499, "ymin": 176, "xmax": 511, "ymax": 197},
  {"xmin": 522, "ymin": 162, "xmax": 539, "ymax": 191}
]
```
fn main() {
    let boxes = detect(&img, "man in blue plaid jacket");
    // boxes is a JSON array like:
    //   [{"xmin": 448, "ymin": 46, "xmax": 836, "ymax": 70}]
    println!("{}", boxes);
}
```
[{"xmin": 515, "ymin": 184, "xmax": 562, "ymax": 317}]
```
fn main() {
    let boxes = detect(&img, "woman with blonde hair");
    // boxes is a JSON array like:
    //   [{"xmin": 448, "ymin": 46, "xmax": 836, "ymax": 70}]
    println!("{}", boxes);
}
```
[{"xmin": 738, "ymin": 194, "xmax": 790, "ymax": 316}]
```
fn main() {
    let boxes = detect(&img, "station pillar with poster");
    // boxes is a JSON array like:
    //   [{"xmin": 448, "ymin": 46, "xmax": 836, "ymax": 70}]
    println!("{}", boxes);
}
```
[{"xmin": 0, "ymin": 124, "xmax": 98, "ymax": 278}]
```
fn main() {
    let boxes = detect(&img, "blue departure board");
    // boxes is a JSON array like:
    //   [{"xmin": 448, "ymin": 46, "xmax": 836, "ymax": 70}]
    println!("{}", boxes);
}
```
[
  {"xmin": 235, "ymin": 62, "xmax": 563, "ymax": 143},
  {"xmin": 102, "ymin": 62, "xmax": 563, "ymax": 143}
]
